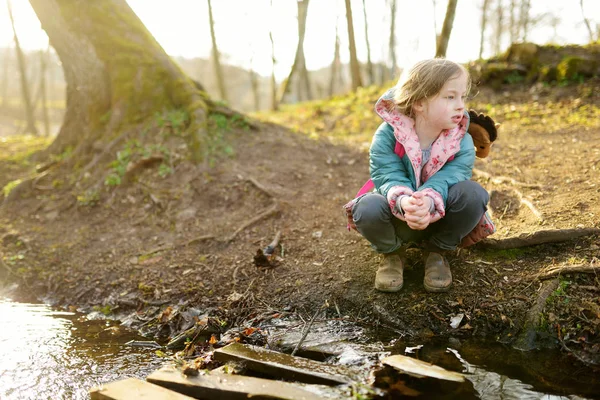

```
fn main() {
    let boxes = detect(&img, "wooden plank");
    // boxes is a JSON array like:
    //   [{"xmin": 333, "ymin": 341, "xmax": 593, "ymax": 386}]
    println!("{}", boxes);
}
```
[
  {"xmin": 213, "ymin": 342, "xmax": 358, "ymax": 385},
  {"xmin": 90, "ymin": 377, "xmax": 196, "ymax": 400},
  {"xmin": 147, "ymin": 366, "xmax": 326, "ymax": 400}
]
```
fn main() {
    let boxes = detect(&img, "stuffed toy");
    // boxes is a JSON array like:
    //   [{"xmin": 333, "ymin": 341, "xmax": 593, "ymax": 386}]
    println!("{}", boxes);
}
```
[{"xmin": 468, "ymin": 110, "xmax": 499, "ymax": 158}]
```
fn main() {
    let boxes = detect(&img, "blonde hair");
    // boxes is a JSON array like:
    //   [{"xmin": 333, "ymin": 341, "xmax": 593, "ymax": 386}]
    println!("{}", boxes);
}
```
[{"xmin": 393, "ymin": 58, "xmax": 471, "ymax": 118}]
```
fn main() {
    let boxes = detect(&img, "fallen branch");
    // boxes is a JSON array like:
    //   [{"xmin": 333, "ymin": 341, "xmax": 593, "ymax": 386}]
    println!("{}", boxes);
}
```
[
  {"xmin": 472, "ymin": 168, "xmax": 543, "ymax": 189},
  {"xmin": 223, "ymin": 202, "xmax": 279, "ymax": 243},
  {"xmin": 477, "ymin": 228, "xmax": 600, "ymax": 249},
  {"xmin": 535, "ymin": 263, "xmax": 600, "ymax": 280}
]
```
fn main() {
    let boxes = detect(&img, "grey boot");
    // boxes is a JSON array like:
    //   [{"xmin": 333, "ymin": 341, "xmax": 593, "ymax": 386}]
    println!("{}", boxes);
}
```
[{"xmin": 375, "ymin": 251, "xmax": 405, "ymax": 292}]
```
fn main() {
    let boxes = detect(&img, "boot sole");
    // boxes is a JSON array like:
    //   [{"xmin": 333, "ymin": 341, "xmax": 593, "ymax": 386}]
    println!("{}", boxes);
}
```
[
  {"xmin": 423, "ymin": 282, "xmax": 451, "ymax": 293},
  {"xmin": 375, "ymin": 282, "xmax": 404, "ymax": 292}
]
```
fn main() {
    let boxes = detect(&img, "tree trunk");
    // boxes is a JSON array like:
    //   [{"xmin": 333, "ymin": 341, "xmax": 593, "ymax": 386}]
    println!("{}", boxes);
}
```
[
  {"xmin": 268, "ymin": 29, "xmax": 277, "ymax": 111},
  {"xmin": 345, "ymin": 0, "xmax": 363, "ymax": 90},
  {"xmin": 508, "ymin": 0, "xmax": 516, "ymax": 44},
  {"xmin": 248, "ymin": 67, "xmax": 259, "ymax": 112},
  {"xmin": 478, "ymin": 0, "xmax": 491, "ymax": 59},
  {"xmin": 493, "ymin": 0, "xmax": 504, "ymax": 55},
  {"xmin": 432, "ymin": 0, "xmax": 438, "ymax": 49},
  {"xmin": 435, "ymin": 0, "xmax": 458, "ymax": 58},
  {"xmin": 207, "ymin": 0, "xmax": 228, "ymax": 103},
  {"xmin": 388, "ymin": 0, "xmax": 397, "ymax": 81},
  {"xmin": 39, "ymin": 47, "xmax": 51, "ymax": 136},
  {"xmin": 519, "ymin": 0, "xmax": 530, "ymax": 42},
  {"xmin": 362, "ymin": 0, "xmax": 374, "ymax": 85},
  {"xmin": 28, "ymin": 0, "xmax": 208, "ymax": 159},
  {"xmin": 580, "ymin": 0, "xmax": 595, "ymax": 43},
  {"xmin": 329, "ymin": 20, "xmax": 342, "ymax": 97},
  {"xmin": 1, "ymin": 46, "xmax": 9, "ymax": 109},
  {"xmin": 277, "ymin": 0, "xmax": 311, "ymax": 105},
  {"xmin": 8, "ymin": 0, "xmax": 38, "ymax": 135}
]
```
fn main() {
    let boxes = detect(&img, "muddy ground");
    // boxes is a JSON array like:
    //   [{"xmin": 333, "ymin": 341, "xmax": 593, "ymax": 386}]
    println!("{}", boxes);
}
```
[{"xmin": 0, "ymin": 80, "xmax": 599, "ymax": 365}]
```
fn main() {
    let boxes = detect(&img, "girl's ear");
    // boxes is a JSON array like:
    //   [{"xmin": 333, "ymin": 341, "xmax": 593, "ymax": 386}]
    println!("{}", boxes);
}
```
[{"xmin": 413, "ymin": 99, "xmax": 425, "ymax": 113}]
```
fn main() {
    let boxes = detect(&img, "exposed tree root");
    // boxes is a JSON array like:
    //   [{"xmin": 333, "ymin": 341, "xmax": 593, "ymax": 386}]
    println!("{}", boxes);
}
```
[
  {"xmin": 534, "ymin": 262, "xmax": 600, "ymax": 280},
  {"xmin": 224, "ymin": 202, "xmax": 280, "ymax": 243},
  {"xmin": 246, "ymin": 176, "xmax": 276, "ymax": 198},
  {"xmin": 139, "ymin": 234, "xmax": 216, "ymax": 256},
  {"xmin": 513, "ymin": 188, "xmax": 543, "ymax": 220},
  {"xmin": 478, "ymin": 228, "xmax": 600, "ymax": 249},
  {"xmin": 472, "ymin": 168, "xmax": 543, "ymax": 189}
]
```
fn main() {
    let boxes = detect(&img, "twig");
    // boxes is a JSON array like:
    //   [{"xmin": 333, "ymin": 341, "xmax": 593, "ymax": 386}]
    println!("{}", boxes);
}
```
[
  {"xmin": 477, "ymin": 228, "xmax": 600, "ymax": 249},
  {"xmin": 472, "ymin": 168, "xmax": 543, "ymax": 189},
  {"xmin": 535, "ymin": 263, "xmax": 600, "ymax": 280},
  {"xmin": 291, "ymin": 308, "xmax": 320, "ymax": 356},
  {"xmin": 224, "ymin": 202, "xmax": 279, "ymax": 243}
]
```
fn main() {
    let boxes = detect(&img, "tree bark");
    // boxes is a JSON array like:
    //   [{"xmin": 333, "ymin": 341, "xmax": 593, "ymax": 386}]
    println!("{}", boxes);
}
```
[
  {"xmin": 277, "ymin": 0, "xmax": 311, "ymax": 105},
  {"xmin": 345, "ymin": 0, "xmax": 363, "ymax": 90},
  {"xmin": 362, "ymin": 0, "xmax": 374, "ymax": 85},
  {"xmin": 478, "ymin": 0, "xmax": 491, "ymax": 59},
  {"xmin": 207, "ymin": 0, "xmax": 228, "ymax": 103},
  {"xmin": 388, "ymin": 0, "xmax": 397, "ymax": 81},
  {"xmin": 8, "ymin": 0, "xmax": 38, "ymax": 135},
  {"xmin": 436, "ymin": 0, "xmax": 458, "ymax": 58},
  {"xmin": 28, "ymin": 0, "xmax": 208, "ymax": 159}
]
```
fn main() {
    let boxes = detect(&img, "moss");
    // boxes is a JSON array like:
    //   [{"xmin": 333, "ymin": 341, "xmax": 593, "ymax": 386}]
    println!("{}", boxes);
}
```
[
  {"xmin": 483, "ymin": 247, "xmax": 536, "ymax": 261},
  {"xmin": 557, "ymin": 57, "xmax": 585, "ymax": 81}
]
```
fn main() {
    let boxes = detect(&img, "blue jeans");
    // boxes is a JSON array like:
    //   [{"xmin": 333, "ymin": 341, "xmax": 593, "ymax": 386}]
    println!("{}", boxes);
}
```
[{"xmin": 351, "ymin": 180, "xmax": 489, "ymax": 253}]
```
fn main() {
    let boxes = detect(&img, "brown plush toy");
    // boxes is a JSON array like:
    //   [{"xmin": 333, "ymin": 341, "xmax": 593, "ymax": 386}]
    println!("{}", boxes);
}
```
[{"xmin": 468, "ymin": 110, "xmax": 499, "ymax": 158}]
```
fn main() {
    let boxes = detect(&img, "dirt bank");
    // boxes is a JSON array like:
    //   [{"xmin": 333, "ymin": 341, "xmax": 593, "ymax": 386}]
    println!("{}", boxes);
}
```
[{"xmin": 1, "ymin": 81, "xmax": 599, "ymax": 365}]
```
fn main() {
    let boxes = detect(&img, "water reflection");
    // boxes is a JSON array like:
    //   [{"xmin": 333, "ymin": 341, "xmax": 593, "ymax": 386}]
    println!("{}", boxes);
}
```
[{"xmin": 0, "ymin": 299, "xmax": 166, "ymax": 400}]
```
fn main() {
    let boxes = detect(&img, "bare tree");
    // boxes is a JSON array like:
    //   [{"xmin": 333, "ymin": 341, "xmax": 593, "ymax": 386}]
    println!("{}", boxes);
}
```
[
  {"xmin": 388, "ymin": 0, "xmax": 397, "ymax": 81},
  {"xmin": 580, "ymin": 0, "xmax": 596, "ymax": 43},
  {"xmin": 37, "ymin": 47, "xmax": 51, "ymax": 136},
  {"xmin": 1, "ymin": 47, "xmax": 9, "ymax": 109},
  {"xmin": 207, "ymin": 0, "xmax": 228, "ymax": 103},
  {"xmin": 435, "ymin": 0, "xmax": 458, "ymax": 58},
  {"xmin": 277, "ymin": 0, "xmax": 311, "ymax": 104},
  {"xmin": 362, "ymin": 0, "xmax": 374, "ymax": 85},
  {"xmin": 519, "ymin": 0, "xmax": 531, "ymax": 41},
  {"xmin": 493, "ymin": 0, "xmax": 504, "ymax": 55},
  {"xmin": 8, "ymin": 0, "xmax": 38, "ymax": 135},
  {"xmin": 268, "ymin": 27, "xmax": 277, "ymax": 111},
  {"xmin": 345, "ymin": 0, "xmax": 363, "ymax": 90},
  {"xmin": 478, "ymin": 0, "xmax": 491, "ymax": 59},
  {"xmin": 329, "ymin": 18, "xmax": 343, "ymax": 97},
  {"xmin": 432, "ymin": 0, "xmax": 438, "ymax": 47},
  {"xmin": 508, "ymin": 0, "xmax": 517, "ymax": 44}
]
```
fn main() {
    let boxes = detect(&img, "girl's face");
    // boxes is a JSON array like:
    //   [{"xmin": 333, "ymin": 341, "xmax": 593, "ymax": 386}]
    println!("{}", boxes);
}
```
[{"xmin": 415, "ymin": 72, "xmax": 469, "ymax": 131}]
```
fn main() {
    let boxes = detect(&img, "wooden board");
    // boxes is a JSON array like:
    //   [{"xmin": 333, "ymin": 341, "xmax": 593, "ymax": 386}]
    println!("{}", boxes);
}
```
[
  {"xmin": 147, "ymin": 366, "xmax": 326, "ymax": 400},
  {"xmin": 90, "ymin": 377, "xmax": 197, "ymax": 400},
  {"xmin": 213, "ymin": 342, "xmax": 357, "ymax": 385}
]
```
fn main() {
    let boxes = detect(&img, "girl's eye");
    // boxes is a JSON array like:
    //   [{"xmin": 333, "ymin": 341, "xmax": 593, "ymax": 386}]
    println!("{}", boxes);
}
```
[{"xmin": 447, "ymin": 95, "xmax": 454, "ymax": 100}]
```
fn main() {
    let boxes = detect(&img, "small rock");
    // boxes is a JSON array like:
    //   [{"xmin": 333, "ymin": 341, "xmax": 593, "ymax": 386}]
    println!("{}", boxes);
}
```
[{"xmin": 129, "ymin": 257, "xmax": 138, "ymax": 265}]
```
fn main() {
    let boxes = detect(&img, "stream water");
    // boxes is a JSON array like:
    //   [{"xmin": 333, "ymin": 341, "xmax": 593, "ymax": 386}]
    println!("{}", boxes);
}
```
[
  {"xmin": 0, "ymin": 298, "xmax": 167, "ymax": 400},
  {"xmin": 1, "ymin": 297, "xmax": 598, "ymax": 399}
]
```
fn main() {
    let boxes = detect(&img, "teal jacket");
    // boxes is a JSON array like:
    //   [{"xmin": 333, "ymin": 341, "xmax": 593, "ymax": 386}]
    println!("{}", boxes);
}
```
[{"xmin": 370, "ymin": 89, "xmax": 475, "ymax": 222}]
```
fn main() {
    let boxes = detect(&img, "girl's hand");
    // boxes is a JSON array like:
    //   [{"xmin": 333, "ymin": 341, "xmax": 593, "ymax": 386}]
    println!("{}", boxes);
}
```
[{"xmin": 401, "ymin": 193, "xmax": 432, "ymax": 230}]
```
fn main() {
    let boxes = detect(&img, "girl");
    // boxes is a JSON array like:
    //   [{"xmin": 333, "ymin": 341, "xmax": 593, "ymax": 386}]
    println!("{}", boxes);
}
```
[{"xmin": 344, "ymin": 58, "xmax": 495, "ymax": 293}]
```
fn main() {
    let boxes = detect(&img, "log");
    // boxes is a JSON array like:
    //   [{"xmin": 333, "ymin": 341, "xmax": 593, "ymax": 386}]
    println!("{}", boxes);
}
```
[
  {"xmin": 90, "ymin": 378, "xmax": 195, "ymax": 400},
  {"xmin": 477, "ymin": 228, "xmax": 600, "ymax": 249}
]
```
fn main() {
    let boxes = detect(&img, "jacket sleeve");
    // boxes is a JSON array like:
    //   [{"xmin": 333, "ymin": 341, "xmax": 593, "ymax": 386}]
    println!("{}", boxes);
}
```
[
  {"xmin": 418, "ymin": 133, "xmax": 476, "ymax": 214},
  {"xmin": 370, "ymin": 123, "xmax": 416, "ymax": 218}
]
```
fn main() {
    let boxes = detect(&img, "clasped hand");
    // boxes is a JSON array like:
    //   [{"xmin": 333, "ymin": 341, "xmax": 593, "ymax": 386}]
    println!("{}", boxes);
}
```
[{"xmin": 399, "ymin": 192, "xmax": 432, "ymax": 230}]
